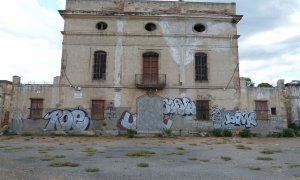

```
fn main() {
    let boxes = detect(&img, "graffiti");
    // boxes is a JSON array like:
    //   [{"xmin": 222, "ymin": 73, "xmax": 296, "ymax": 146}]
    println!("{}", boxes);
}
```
[
  {"xmin": 43, "ymin": 108, "xmax": 90, "ymax": 131},
  {"xmin": 224, "ymin": 111, "xmax": 257, "ymax": 128},
  {"xmin": 163, "ymin": 97, "xmax": 196, "ymax": 116},
  {"xmin": 211, "ymin": 106, "xmax": 222, "ymax": 128},
  {"xmin": 117, "ymin": 111, "xmax": 136, "ymax": 130},
  {"xmin": 106, "ymin": 102, "xmax": 116, "ymax": 120},
  {"xmin": 12, "ymin": 109, "xmax": 23, "ymax": 133},
  {"xmin": 163, "ymin": 115, "xmax": 173, "ymax": 129}
]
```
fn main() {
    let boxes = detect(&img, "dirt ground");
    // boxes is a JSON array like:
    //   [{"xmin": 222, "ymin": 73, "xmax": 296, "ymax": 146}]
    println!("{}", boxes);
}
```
[{"xmin": 0, "ymin": 135, "xmax": 299, "ymax": 180}]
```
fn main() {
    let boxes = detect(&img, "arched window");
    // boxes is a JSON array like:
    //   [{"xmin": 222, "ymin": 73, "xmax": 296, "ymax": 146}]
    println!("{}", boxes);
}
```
[
  {"xmin": 195, "ymin": 53, "xmax": 207, "ymax": 81},
  {"xmin": 93, "ymin": 51, "xmax": 106, "ymax": 80}
]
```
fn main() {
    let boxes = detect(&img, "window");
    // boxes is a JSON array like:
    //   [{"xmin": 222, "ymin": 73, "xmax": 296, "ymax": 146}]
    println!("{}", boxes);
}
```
[
  {"xmin": 91, "ymin": 100, "xmax": 105, "ymax": 120},
  {"xmin": 271, "ymin": 107, "xmax": 276, "ymax": 115},
  {"xmin": 143, "ymin": 52, "xmax": 159, "ymax": 84},
  {"xmin": 193, "ymin": 23, "xmax": 206, "ymax": 32},
  {"xmin": 145, "ymin": 23, "xmax": 156, "ymax": 31},
  {"xmin": 195, "ymin": 53, "xmax": 208, "ymax": 81},
  {"xmin": 96, "ymin": 22, "xmax": 107, "ymax": 30},
  {"xmin": 196, "ymin": 100, "xmax": 209, "ymax": 120},
  {"xmin": 30, "ymin": 99, "xmax": 43, "ymax": 119},
  {"xmin": 255, "ymin": 101, "xmax": 268, "ymax": 120},
  {"xmin": 93, "ymin": 51, "xmax": 106, "ymax": 80}
]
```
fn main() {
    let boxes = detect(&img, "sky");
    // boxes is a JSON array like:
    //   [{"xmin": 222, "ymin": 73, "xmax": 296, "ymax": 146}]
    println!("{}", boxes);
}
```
[{"xmin": 0, "ymin": 0, "xmax": 300, "ymax": 86}]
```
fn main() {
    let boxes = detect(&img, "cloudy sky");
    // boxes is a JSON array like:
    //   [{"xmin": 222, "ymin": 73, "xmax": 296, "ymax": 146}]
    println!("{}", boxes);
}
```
[{"xmin": 0, "ymin": 0, "xmax": 299, "ymax": 86}]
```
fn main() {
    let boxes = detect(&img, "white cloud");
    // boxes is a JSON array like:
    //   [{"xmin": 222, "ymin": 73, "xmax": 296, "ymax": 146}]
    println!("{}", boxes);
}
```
[
  {"xmin": 0, "ymin": 0, "xmax": 63, "ymax": 83},
  {"xmin": 57, "ymin": 0, "xmax": 66, "ymax": 9}
]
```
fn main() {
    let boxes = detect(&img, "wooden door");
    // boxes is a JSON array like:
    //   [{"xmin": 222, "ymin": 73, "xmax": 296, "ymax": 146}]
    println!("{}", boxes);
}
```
[{"xmin": 143, "ymin": 52, "xmax": 158, "ymax": 84}]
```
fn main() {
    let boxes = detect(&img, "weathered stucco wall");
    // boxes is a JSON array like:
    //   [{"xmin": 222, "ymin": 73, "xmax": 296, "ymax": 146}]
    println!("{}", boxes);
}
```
[{"xmin": 0, "ymin": 81, "xmax": 13, "ymax": 128}]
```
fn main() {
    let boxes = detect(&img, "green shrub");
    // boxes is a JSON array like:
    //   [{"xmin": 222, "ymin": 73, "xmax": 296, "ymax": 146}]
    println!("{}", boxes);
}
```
[
  {"xmin": 267, "ymin": 132, "xmax": 283, "ymax": 138},
  {"xmin": 282, "ymin": 128, "xmax": 295, "ymax": 137},
  {"xmin": 163, "ymin": 129, "xmax": 172, "ymax": 136},
  {"xmin": 223, "ymin": 129, "xmax": 233, "ymax": 137},
  {"xmin": 127, "ymin": 129, "xmax": 137, "ymax": 138},
  {"xmin": 212, "ymin": 128, "xmax": 223, "ymax": 137},
  {"xmin": 288, "ymin": 123, "xmax": 299, "ymax": 130},
  {"xmin": 239, "ymin": 129, "xmax": 252, "ymax": 138}
]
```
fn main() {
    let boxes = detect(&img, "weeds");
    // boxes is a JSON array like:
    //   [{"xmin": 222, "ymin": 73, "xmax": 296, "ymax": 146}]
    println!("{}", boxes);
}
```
[
  {"xmin": 221, "ymin": 156, "xmax": 231, "ymax": 161},
  {"xmin": 38, "ymin": 146, "xmax": 56, "ymax": 153},
  {"xmin": 40, "ymin": 155, "xmax": 65, "ymax": 161},
  {"xmin": 137, "ymin": 162, "xmax": 149, "ymax": 167},
  {"xmin": 126, "ymin": 150, "xmax": 155, "ymax": 157},
  {"xmin": 249, "ymin": 167, "xmax": 261, "ymax": 171},
  {"xmin": 83, "ymin": 147, "xmax": 97, "ymax": 156},
  {"xmin": 235, "ymin": 144, "xmax": 251, "ymax": 150},
  {"xmin": 289, "ymin": 163, "xmax": 300, "ymax": 168},
  {"xmin": 48, "ymin": 161, "xmax": 79, "ymax": 167},
  {"xmin": 176, "ymin": 147, "xmax": 185, "ymax": 150},
  {"xmin": 256, "ymin": 157, "xmax": 273, "ymax": 161},
  {"xmin": 85, "ymin": 167, "xmax": 99, "ymax": 172},
  {"xmin": 188, "ymin": 157, "xmax": 197, "ymax": 161},
  {"xmin": 260, "ymin": 149, "xmax": 282, "ymax": 154}
]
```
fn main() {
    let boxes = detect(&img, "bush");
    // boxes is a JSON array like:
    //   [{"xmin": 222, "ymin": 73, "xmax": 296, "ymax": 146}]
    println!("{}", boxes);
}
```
[
  {"xmin": 239, "ymin": 129, "xmax": 252, "ymax": 138},
  {"xmin": 127, "ymin": 129, "xmax": 137, "ymax": 138},
  {"xmin": 288, "ymin": 123, "xmax": 299, "ymax": 130},
  {"xmin": 223, "ymin": 129, "xmax": 233, "ymax": 137},
  {"xmin": 163, "ymin": 129, "xmax": 172, "ymax": 136},
  {"xmin": 267, "ymin": 132, "xmax": 283, "ymax": 138},
  {"xmin": 212, "ymin": 128, "xmax": 223, "ymax": 137},
  {"xmin": 282, "ymin": 128, "xmax": 295, "ymax": 137}
]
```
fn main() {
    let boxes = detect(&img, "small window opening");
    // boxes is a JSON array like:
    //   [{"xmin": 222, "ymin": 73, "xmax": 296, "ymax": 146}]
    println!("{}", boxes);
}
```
[
  {"xmin": 194, "ymin": 23, "xmax": 206, "ymax": 32},
  {"xmin": 271, "ymin": 107, "xmax": 276, "ymax": 115},
  {"xmin": 145, "ymin": 23, "xmax": 157, "ymax": 32},
  {"xmin": 96, "ymin": 22, "xmax": 108, "ymax": 30}
]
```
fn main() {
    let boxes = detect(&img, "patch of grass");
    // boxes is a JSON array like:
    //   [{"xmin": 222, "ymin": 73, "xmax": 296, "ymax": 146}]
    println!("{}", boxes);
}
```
[
  {"xmin": 256, "ymin": 157, "xmax": 273, "ymax": 161},
  {"xmin": 189, "ymin": 143, "xmax": 197, "ymax": 146},
  {"xmin": 221, "ymin": 156, "xmax": 231, "ymax": 161},
  {"xmin": 85, "ymin": 167, "xmax": 99, "ymax": 172},
  {"xmin": 163, "ymin": 129, "xmax": 172, "ymax": 136},
  {"xmin": 282, "ymin": 128, "xmax": 296, "ymax": 137},
  {"xmin": 126, "ymin": 150, "xmax": 155, "ymax": 157},
  {"xmin": 272, "ymin": 165, "xmax": 282, "ymax": 168},
  {"xmin": 40, "ymin": 155, "xmax": 65, "ymax": 161},
  {"xmin": 48, "ymin": 161, "xmax": 79, "ymax": 167},
  {"xmin": 249, "ymin": 167, "xmax": 261, "ymax": 171},
  {"xmin": 212, "ymin": 128, "xmax": 223, "ymax": 137},
  {"xmin": 289, "ymin": 163, "xmax": 300, "ymax": 168},
  {"xmin": 176, "ymin": 152, "xmax": 185, "ymax": 155},
  {"xmin": 199, "ymin": 159, "xmax": 210, "ymax": 163},
  {"xmin": 127, "ymin": 129, "xmax": 137, "ymax": 138},
  {"xmin": 26, "ymin": 156, "xmax": 36, "ymax": 160},
  {"xmin": 176, "ymin": 147, "xmax": 185, "ymax": 150},
  {"xmin": 240, "ymin": 129, "xmax": 252, "ymax": 138},
  {"xmin": 235, "ymin": 144, "xmax": 252, "ymax": 150},
  {"xmin": 64, "ymin": 148, "xmax": 73, "ymax": 151},
  {"xmin": 38, "ymin": 146, "xmax": 56, "ymax": 153},
  {"xmin": 188, "ymin": 157, "xmax": 197, "ymax": 160},
  {"xmin": 223, "ymin": 129, "xmax": 233, "ymax": 137},
  {"xmin": 137, "ymin": 162, "xmax": 149, "ymax": 168},
  {"xmin": 260, "ymin": 149, "xmax": 283, "ymax": 154},
  {"xmin": 83, "ymin": 147, "xmax": 97, "ymax": 156}
]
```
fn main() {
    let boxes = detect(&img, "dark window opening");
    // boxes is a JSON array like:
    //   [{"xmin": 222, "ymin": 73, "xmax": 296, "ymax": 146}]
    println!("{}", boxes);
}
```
[
  {"xmin": 271, "ymin": 107, "xmax": 276, "ymax": 115},
  {"xmin": 255, "ymin": 101, "xmax": 268, "ymax": 120},
  {"xmin": 96, "ymin": 22, "xmax": 107, "ymax": 30},
  {"xmin": 30, "ymin": 99, "xmax": 43, "ymax": 119},
  {"xmin": 93, "ymin": 51, "xmax": 106, "ymax": 80},
  {"xmin": 91, "ymin": 100, "xmax": 105, "ymax": 120},
  {"xmin": 195, "ymin": 53, "xmax": 208, "ymax": 81},
  {"xmin": 145, "ymin": 23, "xmax": 157, "ymax": 32},
  {"xmin": 194, "ymin": 23, "xmax": 206, "ymax": 32},
  {"xmin": 196, "ymin": 100, "xmax": 209, "ymax": 120}
]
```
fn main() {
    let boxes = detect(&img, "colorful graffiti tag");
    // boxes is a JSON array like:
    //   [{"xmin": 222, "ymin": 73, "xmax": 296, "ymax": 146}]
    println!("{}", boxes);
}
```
[
  {"xmin": 224, "ymin": 111, "xmax": 257, "ymax": 128},
  {"xmin": 163, "ymin": 97, "xmax": 196, "ymax": 116},
  {"xmin": 117, "ymin": 111, "xmax": 136, "ymax": 130},
  {"xmin": 163, "ymin": 115, "xmax": 173, "ymax": 129},
  {"xmin": 43, "ymin": 109, "xmax": 90, "ymax": 131}
]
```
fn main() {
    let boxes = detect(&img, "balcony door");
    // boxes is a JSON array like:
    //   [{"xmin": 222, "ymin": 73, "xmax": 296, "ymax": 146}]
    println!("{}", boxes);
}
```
[{"xmin": 143, "ymin": 52, "xmax": 158, "ymax": 85}]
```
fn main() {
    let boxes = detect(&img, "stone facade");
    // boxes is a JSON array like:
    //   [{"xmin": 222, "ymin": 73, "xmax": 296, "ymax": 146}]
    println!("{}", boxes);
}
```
[{"xmin": 1, "ymin": 0, "xmax": 299, "ymax": 134}]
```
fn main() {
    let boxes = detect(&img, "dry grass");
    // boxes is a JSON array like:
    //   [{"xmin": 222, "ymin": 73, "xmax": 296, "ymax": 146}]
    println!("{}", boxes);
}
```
[{"xmin": 126, "ymin": 150, "xmax": 155, "ymax": 157}]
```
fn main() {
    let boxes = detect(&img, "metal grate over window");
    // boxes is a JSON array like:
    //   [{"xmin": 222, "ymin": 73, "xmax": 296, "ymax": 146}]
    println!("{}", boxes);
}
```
[
  {"xmin": 30, "ymin": 99, "xmax": 43, "ymax": 119},
  {"xmin": 195, "ymin": 53, "xmax": 208, "ymax": 81},
  {"xmin": 91, "ymin": 100, "xmax": 105, "ymax": 120},
  {"xmin": 93, "ymin": 51, "xmax": 106, "ymax": 80},
  {"xmin": 196, "ymin": 100, "xmax": 209, "ymax": 120}
]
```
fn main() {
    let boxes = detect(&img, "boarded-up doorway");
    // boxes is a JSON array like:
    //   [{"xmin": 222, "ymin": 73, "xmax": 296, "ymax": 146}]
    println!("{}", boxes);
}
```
[{"xmin": 137, "ymin": 96, "xmax": 163, "ymax": 132}]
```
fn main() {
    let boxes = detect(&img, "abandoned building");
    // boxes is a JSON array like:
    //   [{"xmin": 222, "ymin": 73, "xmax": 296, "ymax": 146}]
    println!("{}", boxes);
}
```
[{"xmin": 0, "ymin": 0, "xmax": 299, "ymax": 135}]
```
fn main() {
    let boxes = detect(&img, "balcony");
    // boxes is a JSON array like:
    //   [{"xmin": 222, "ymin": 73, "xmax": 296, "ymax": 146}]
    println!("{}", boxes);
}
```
[{"xmin": 135, "ymin": 74, "xmax": 166, "ymax": 89}]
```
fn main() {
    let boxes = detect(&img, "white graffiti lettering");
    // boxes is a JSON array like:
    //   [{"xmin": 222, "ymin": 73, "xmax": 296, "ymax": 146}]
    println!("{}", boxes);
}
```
[
  {"xmin": 43, "ymin": 109, "xmax": 90, "ymax": 131},
  {"xmin": 117, "ymin": 111, "xmax": 136, "ymax": 130},
  {"xmin": 224, "ymin": 111, "xmax": 257, "ymax": 128},
  {"xmin": 163, "ymin": 97, "xmax": 196, "ymax": 116},
  {"xmin": 211, "ymin": 106, "xmax": 222, "ymax": 128}
]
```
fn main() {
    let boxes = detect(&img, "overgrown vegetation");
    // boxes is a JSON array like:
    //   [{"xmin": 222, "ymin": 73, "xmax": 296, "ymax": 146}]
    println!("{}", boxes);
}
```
[
  {"xmin": 220, "ymin": 156, "xmax": 231, "ymax": 161},
  {"xmin": 40, "ymin": 155, "xmax": 65, "ymax": 161},
  {"xmin": 83, "ymin": 147, "xmax": 97, "ymax": 156},
  {"xmin": 239, "ymin": 129, "xmax": 252, "ymax": 138},
  {"xmin": 126, "ymin": 150, "xmax": 155, "ymax": 157},
  {"xmin": 127, "ymin": 129, "xmax": 137, "ymax": 138},
  {"xmin": 249, "ymin": 167, "xmax": 261, "ymax": 171},
  {"xmin": 85, "ymin": 167, "xmax": 100, "ymax": 172},
  {"xmin": 223, "ymin": 129, "xmax": 233, "ymax": 137},
  {"xmin": 282, "ymin": 128, "xmax": 296, "ymax": 137},
  {"xmin": 235, "ymin": 144, "xmax": 251, "ymax": 150},
  {"xmin": 38, "ymin": 146, "xmax": 56, "ymax": 153},
  {"xmin": 137, "ymin": 162, "xmax": 149, "ymax": 168},
  {"xmin": 256, "ymin": 157, "xmax": 273, "ymax": 161},
  {"xmin": 212, "ymin": 128, "xmax": 223, "ymax": 137},
  {"xmin": 176, "ymin": 147, "xmax": 185, "ymax": 150},
  {"xmin": 163, "ymin": 129, "xmax": 172, "ymax": 136},
  {"xmin": 260, "ymin": 149, "xmax": 282, "ymax": 154},
  {"xmin": 48, "ymin": 161, "xmax": 80, "ymax": 167},
  {"xmin": 187, "ymin": 157, "xmax": 197, "ymax": 161}
]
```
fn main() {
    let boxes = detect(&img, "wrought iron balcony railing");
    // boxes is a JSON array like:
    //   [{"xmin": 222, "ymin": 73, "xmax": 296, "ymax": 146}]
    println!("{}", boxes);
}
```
[{"xmin": 135, "ymin": 74, "xmax": 166, "ymax": 89}]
